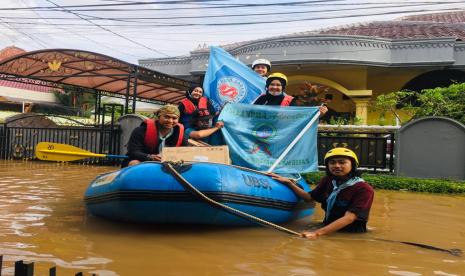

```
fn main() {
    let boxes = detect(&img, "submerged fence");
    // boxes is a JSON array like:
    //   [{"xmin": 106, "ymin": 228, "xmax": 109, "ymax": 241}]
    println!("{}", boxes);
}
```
[{"xmin": 0, "ymin": 255, "xmax": 96, "ymax": 276}]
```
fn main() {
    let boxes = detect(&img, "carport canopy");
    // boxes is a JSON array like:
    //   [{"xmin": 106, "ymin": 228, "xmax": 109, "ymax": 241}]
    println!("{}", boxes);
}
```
[{"xmin": 0, "ymin": 49, "xmax": 190, "ymax": 106}]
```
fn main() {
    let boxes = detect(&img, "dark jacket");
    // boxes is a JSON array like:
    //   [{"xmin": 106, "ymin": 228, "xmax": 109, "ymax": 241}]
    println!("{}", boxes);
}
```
[
  {"xmin": 126, "ymin": 120, "xmax": 188, "ymax": 163},
  {"xmin": 253, "ymin": 92, "xmax": 297, "ymax": 106}
]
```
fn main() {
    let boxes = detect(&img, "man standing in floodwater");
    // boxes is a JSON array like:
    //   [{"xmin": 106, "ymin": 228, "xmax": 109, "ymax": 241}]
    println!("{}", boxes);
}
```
[{"xmin": 270, "ymin": 147, "xmax": 374, "ymax": 239}]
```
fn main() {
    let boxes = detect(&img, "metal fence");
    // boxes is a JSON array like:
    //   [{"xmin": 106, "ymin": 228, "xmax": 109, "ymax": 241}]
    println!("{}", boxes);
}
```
[
  {"xmin": 0, "ymin": 117, "xmax": 396, "ymax": 171},
  {"xmin": 0, "ymin": 118, "xmax": 121, "ymax": 165},
  {"xmin": 318, "ymin": 128, "xmax": 395, "ymax": 172}
]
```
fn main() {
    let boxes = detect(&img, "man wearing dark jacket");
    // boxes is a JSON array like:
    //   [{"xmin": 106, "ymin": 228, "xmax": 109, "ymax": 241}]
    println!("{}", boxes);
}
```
[{"xmin": 124, "ymin": 104, "xmax": 188, "ymax": 167}]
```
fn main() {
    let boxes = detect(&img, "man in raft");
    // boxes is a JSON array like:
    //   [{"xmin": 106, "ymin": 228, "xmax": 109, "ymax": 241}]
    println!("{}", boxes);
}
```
[
  {"xmin": 270, "ymin": 148, "xmax": 374, "ymax": 239},
  {"xmin": 123, "ymin": 104, "xmax": 188, "ymax": 167},
  {"xmin": 185, "ymin": 108, "xmax": 225, "ymax": 146}
]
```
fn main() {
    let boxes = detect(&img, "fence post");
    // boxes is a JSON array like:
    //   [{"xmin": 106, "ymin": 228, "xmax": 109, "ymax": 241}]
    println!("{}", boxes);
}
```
[
  {"xmin": 0, "ymin": 126, "xmax": 3, "ymax": 160},
  {"xmin": 5, "ymin": 126, "xmax": 10, "ymax": 160},
  {"xmin": 389, "ymin": 132, "xmax": 395, "ymax": 172},
  {"xmin": 14, "ymin": 260, "xmax": 34, "ymax": 276}
]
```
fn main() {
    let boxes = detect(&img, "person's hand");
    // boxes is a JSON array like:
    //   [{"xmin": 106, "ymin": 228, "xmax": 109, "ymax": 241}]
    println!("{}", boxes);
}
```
[
  {"xmin": 319, "ymin": 105, "xmax": 328, "ymax": 116},
  {"xmin": 215, "ymin": 121, "xmax": 224, "ymax": 129},
  {"xmin": 266, "ymin": 172, "xmax": 294, "ymax": 186},
  {"xmin": 301, "ymin": 231, "xmax": 320, "ymax": 240},
  {"xmin": 148, "ymin": 154, "xmax": 161, "ymax": 161}
]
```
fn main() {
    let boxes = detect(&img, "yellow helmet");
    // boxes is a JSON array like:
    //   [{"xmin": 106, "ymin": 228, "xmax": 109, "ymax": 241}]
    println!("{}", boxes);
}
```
[
  {"xmin": 267, "ymin": 72, "xmax": 288, "ymax": 86},
  {"xmin": 324, "ymin": 147, "xmax": 359, "ymax": 166}
]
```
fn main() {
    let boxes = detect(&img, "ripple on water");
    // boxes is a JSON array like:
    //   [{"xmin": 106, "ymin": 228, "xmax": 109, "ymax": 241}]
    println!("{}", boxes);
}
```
[
  {"xmin": 1, "ymin": 242, "xmax": 35, "ymax": 249},
  {"xmin": 434, "ymin": 271, "xmax": 459, "ymax": 276},
  {"xmin": 27, "ymin": 205, "xmax": 52, "ymax": 212},
  {"xmin": 389, "ymin": 270, "xmax": 421, "ymax": 276}
]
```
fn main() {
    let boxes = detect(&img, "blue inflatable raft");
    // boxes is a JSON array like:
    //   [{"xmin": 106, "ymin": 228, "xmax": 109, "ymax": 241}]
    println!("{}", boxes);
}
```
[{"xmin": 84, "ymin": 162, "xmax": 313, "ymax": 225}]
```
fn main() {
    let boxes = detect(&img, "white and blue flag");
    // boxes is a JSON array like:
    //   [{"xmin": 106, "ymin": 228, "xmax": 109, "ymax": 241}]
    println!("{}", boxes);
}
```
[
  {"xmin": 219, "ymin": 103, "xmax": 320, "ymax": 174},
  {"xmin": 203, "ymin": 46, "xmax": 265, "ymax": 110}
]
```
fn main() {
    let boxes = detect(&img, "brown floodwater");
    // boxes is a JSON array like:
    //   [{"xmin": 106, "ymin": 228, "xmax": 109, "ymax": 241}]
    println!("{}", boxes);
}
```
[{"xmin": 0, "ymin": 160, "xmax": 464, "ymax": 276}]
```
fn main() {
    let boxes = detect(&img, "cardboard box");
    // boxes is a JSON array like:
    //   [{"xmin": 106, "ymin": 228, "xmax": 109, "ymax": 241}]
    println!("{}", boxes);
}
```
[{"xmin": 162, "ymin": 146, "xmax": 230, "ymax": 165}]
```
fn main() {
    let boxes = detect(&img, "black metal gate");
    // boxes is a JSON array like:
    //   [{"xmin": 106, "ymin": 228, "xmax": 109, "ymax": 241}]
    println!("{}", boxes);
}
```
[
  {"xmin": 0, "ymin": 115, "xmax": 121, "ymax": 164},
  {"xmin": 318, "ymin": 130, "xmax": 395, "ymax": 172}
]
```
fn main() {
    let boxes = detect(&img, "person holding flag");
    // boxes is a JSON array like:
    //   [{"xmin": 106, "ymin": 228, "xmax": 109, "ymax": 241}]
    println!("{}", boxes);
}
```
[
  {"xmin": 252, "ymin": 58, "xmax": 271, "ymax": 78},
  {"xmin": 253, "ymin": 72, "xmax": 328, "ymax": 116},
  {"xmin": 178, "ymin": 85, "xmax": 216, "ymax": 129},
  {"xmin": 269, "ymin": 147, "xmax": 374, "ymax": 240},
  {"xmin": 253, "ymin": 72, "xmax": 297, "ymax": 106},
  {"xmin": 185, "ymin": 108, "xmax": 225, "ymax": 146}
]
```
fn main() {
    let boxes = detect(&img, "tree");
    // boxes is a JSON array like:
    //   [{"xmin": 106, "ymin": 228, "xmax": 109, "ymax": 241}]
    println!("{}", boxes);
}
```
[
  {"xmin": 53, "ymin": 85, "xmax": 96, "ymax": 117},
  {"xmin": 373, "ymin": 82, "xmax": 465, "ymax": 125}
]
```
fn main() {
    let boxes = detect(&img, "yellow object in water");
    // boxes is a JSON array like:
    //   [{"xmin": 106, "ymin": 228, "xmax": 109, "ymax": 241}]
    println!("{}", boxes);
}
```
[{"xmin": 35, "ymin": 142, "xmax": 120, "ymax": 162}]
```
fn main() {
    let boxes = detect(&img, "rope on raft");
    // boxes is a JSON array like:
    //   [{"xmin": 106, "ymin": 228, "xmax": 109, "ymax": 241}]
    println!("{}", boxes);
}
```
[{"xmin": 162, "ymin": 161, "xmax": 302, "ymax": 237}]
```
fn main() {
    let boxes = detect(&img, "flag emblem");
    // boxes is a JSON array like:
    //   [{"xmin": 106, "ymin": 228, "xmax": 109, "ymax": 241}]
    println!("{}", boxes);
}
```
[
  {"xmin": 253, "ymin": 123, "xmax": 276, "ymax": 141},
  {"xmin": 203, "ymin": 47, "xmax": 265, "ymax": 109},
  {"xmin": 217, "ymin": 76, "xmax": 246, "ymax": 103}
]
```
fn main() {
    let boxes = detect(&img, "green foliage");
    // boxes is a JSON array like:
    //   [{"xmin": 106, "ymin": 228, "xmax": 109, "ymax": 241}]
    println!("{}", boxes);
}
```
[
  {"xmin": 372, "ymin": 82, "xmax": 465, "ymax": 125},
  {"xmin": 372, "ymin": 90, "xmax": 415, "ymax": 124},
  {"xmin": 326, "ymin": 115, "xmax": 363, "ymax": 126},
  {"xmin": 328, "ymin": 116, "xmax": 350, "ymax": 125},
  {"xmin": 303, "ymin": 172, "xmax": 465, "ymax": 194},
  {"xmin": 411, "ymin": 83, "xmax": 465, "ymax": 124},
  {"xmin": 53, "ymin": 85, "xmax": 96, "ymax": 114}
]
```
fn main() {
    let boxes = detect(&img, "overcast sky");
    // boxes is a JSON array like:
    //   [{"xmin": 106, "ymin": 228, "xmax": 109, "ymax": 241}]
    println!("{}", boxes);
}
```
[{"xmin": 0, "ymin": 0, "xmax": 464, "ymax": 63}]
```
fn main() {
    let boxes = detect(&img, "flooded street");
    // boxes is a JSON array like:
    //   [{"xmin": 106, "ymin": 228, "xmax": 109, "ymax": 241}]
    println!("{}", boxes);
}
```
[{"xmin": 0, "ymin": 160, "xmax": 464, "ymax": 275}]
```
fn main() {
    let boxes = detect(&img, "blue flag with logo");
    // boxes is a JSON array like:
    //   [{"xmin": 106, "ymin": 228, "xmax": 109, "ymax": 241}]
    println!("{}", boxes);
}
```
[
  {"xmin": 203, "ymin": 46, "xmax": 265, "ymax": 110},
  {"xmin": 219, "ymin": 103, "xmax": 320, "ymax": 173}
]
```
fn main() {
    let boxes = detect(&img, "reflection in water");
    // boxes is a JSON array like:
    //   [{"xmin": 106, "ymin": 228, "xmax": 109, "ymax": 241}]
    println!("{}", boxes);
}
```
[{"xmin": 0, "ymin": 160, "xmax": 464, "ymax": 275}]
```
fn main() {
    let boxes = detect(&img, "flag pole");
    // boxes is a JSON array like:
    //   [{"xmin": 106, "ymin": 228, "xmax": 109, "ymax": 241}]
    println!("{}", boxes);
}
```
[{"xmin": 267, "ymin": 110, "xmax": 320, "ymax": 173}]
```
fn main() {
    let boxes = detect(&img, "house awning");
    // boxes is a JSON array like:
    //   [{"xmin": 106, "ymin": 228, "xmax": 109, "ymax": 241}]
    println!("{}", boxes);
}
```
[{"xmin": 0, "ymin": 49, "xmax": 190, "ymax": 104}]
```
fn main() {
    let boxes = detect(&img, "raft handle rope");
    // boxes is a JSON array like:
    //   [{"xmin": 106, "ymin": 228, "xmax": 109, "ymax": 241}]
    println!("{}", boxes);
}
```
[
  {"xmin": 375, "ymin": 238, "xmax": 462, "ymax": 257},
  {"xmin": 162, "ymin": 161, "xmax": 302, "ymax": 237}
]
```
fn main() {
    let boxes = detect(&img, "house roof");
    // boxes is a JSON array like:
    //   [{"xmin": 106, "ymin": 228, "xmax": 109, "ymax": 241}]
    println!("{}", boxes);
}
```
[
  {"xmin": 189, "ymin": 11, "xmax": 465, "ymax": 54},
  {"xmin": 398, "ymin": 10, "xmax": 465, "ymax": 24},
  {"xmin": 0, "ymin": 46, "xmax": 26, "ymax": 61},
  {"xmin": 0, "ymin": 49, "xmax": 190, "ymax": 104},
  {"xmin": 0, "ymin": 47, "xmax": 57, "ymax": 94},
  {"xmin": 317, "ymin": 20, "xmax": 465, "ymax": 40}
]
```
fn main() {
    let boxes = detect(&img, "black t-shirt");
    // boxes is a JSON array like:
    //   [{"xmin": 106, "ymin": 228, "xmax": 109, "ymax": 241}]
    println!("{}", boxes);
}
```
[{"xmin": 310, "ymin": 176, "xmax": 374, "ymax": 232}]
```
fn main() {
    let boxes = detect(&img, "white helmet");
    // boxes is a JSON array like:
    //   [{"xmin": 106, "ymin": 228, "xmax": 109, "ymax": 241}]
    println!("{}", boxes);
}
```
[{"xmin": 252, "ymin": 59, "xmax": 271, "ymax": 71}]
